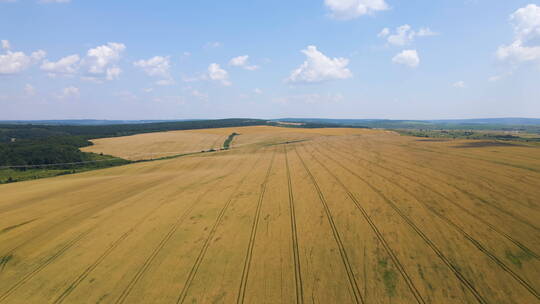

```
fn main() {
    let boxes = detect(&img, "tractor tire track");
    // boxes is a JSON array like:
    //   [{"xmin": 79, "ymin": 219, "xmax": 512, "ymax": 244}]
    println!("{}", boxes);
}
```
[
  {"xmin": 339, "ymin": 137, "xmax": 538, "ymax": 201},
  {"xmin": 314, "ymin": 145, "xmax": 539, "ymax": 298},
  {"xmin": 114, "ymin": 190, "xmax": 210, "ymax": 304},
  {"xmin": 53, "ymin": 159, "xmax": 226, "ymax": 304},
  {"xmin": 176, "ymin": 149, "xmax": 267, "ymax": 304},
  {"xmin": 0, "ymin": 171, "xmax": 195, "ymax": 261},
  {"xmin": 0, "ymin": 229, "xmax": 93, "ymax": 303},
  {"xmin": 323, "ymin": 142, "xmax": 539, "ymax": 259},
  {"xmin": 236, "ymin": 149, "xmax": 276, "ymax": 304},
  {"xmin": 296, "ymin": 145, "xmax": 425, "ymax": 304},
  {"xmin": 0, "ymin": 157, "xmax": 213, "ymax": 272},
  {"xmin": 367, "ymin": 138, "xmax": 540, "ymax": 194},
  {"xmin": 285, "ymin": 145, "xmax": 304, "ymax": 304},
  {"xmin": 293, "ymin": 147, "xmax": 364, "ymax": 304},
  {"xmin": 331, "ymin": 139, "xmax": 540, "ymax": 232},
  {"xmin": 0, "ymin": 156, "xmax": 216, "ymax": 302},
  {"xmin": 303, "ymin": 145, "xmax": 488, "ymax": 304}
]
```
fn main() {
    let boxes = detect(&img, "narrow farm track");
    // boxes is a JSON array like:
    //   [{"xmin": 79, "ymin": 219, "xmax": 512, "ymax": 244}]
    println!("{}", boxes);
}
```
[
  {"xmin": 176, "ymin": 148, "xmax": 268, "ymax": 304},
  {"xmin": 0, "ymin": 229, "xmax": 93, "ymax": 302},
  {"xmin": 236, "ymin": 149, "xmax": 276, "ymax": 304},
  {"xmin": 285, "ymin": 146, "xmax": 304, "ymax": 304},
  {"xmin": 294, "ymin": 147, "xmax": 364, "ymax": 304},
  {"xmin": 0, "ymin": 126, "xmax": 538, "ymax": 303}
]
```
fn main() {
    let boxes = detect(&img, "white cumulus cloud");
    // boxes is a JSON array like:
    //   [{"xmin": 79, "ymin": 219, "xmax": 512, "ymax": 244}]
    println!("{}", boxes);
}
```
[
  {"xmin": 287, "ymin": 45, "xmax": 352, "ymax": 83},
  {"xmin": 0, "ymin": 44, "xmax": 46, "ymax": 74},
  {"xmin": 208, "ymin": 63, "xmax": 231, "ymax": 86},
  {"xmin": 511, "ymin": 4, "xmax": 540, "ymax": 41},
  {"xmin": 134, "ymin": 56, "xmax": 173, "ymax": 85},
  {"xmin": 392, "ymin": 49, "xmax": 420, "ymax": 68},
  {"xmin": 229, "ymin": 55, "xmax": 259, "ymax": 71},
  {"xmin": 497, "ymin": 40, "xmax": 540, "ymax": 62},
  {"xmin": 324, "ymin": 0, "xmax": 389, "ymax": 20},
  {"xmin": 40, "ymin": 54, "xmax": 80, "ymax": 76},
  {"xmin": 83, "ymin": 42, "xmax": 125, "ymax": 79},
  {"xmin": 497, "ymin": 4, "xmax": 540, "ymax": 64},
  {"xmin": 381, "ymin": 24, "xmax": 438, "ymax": 46}
]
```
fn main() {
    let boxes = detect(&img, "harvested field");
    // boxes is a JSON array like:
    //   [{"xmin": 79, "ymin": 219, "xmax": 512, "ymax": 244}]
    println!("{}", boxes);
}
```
[{"xmin": 1, "ymin": 126, "xmax": 539, "ymax": 303}]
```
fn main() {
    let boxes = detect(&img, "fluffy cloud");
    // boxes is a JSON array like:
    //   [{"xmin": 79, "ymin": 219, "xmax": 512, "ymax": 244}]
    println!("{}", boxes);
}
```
[
  {"xmin": 253, "ymin": 88, "xmax": 263, "ymax": 94},
  {"xmin": 452, "ymin": 81, "xmax": 466, "ymax": 88},
  {"xmin": 324, "ymin": 0, "xmax": 389, "ymax": 20},
  {"xmin": 287, "ymin": 45, "xmax": 352, "ymax": 83},
  {"xmin": 37, "ymin": 42, "xmax": 125, "ymax": 81},
  {"xmin": 229, "ymin": 55, "xmax": 259, "ymax": 71},
  {"xmin": 511, "ymin": 4, "xmax": 540, "ymax": 41},
  {"xmin": 379, "ymin": 24, "xmax": 437, "ymax": 46},
  {"xmin": 40, "ymin": 54, "xmax": 80, "ymax": 76},
  {"xmin": 392, "ymin": 49, "xmax": 420, "ymax": 68},
  {"xmin": 134, "ymin": 56, "xmax": 170, "ymax": 78},
  {"xmin": 0, "ymin": 42, "xmax": 46, "ymax": 74},
  {"xmin": 83, "ymin": 42, "xmax": 125, "ymax": 79},
  {"xmin": 208, "ymin": 63, "xmax": 231, "ymax": 86},
  {"xmin": 134, "ymin": 56, "xmax": 173, "ymax": 85},
  {"xmin": 497, "ymin": 4, "xmax": 540, "ymax": 64},
  {"xmin": 497, "ymin": 40, "xmax": 540, "ymax": 62}
]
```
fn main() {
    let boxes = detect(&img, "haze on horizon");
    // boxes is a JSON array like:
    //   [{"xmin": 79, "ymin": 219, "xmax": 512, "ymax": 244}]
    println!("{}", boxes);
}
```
[{"xmin": 1, "ymin": 0, "xmax": 539, "ymax": 120}]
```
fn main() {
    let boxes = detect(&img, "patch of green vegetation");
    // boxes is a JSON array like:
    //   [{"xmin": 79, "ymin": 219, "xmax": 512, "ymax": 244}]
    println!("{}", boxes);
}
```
[
  {"xmin": 505, "ymin": 250, "xmax": 534, "ymax": 268},
  {"xmin": 378, "ymin": 258, "xmax": 397, "ymax": 297},
  {"xmin": 223, "ymin": 132, "xmax": 239, "ymax": 150},
  {"xmin": 0, "ymin": 254, "xmax": 13, "ymax": 270}
]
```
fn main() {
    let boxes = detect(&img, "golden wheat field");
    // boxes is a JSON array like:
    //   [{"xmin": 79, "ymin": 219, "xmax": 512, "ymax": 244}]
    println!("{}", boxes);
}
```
[{"xmin": 0, "ymin": 126, "xmax": 539, "ymax": 304}]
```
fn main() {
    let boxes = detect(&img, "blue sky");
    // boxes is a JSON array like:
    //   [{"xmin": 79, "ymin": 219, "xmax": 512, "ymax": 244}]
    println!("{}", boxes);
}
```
[{"xmin": 1, "ymin": 0, "xmax": 539, "ymax": 120}]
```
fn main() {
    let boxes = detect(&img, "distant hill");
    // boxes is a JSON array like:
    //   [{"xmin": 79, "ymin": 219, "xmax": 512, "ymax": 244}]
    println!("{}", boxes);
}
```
[
  {"xmin": 276, "ymin": 118, "xmax": 540, "ymax": 126},
  {"xmin": 274, "ymin": 118, "xmax": 540, "ymax": 132}
]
